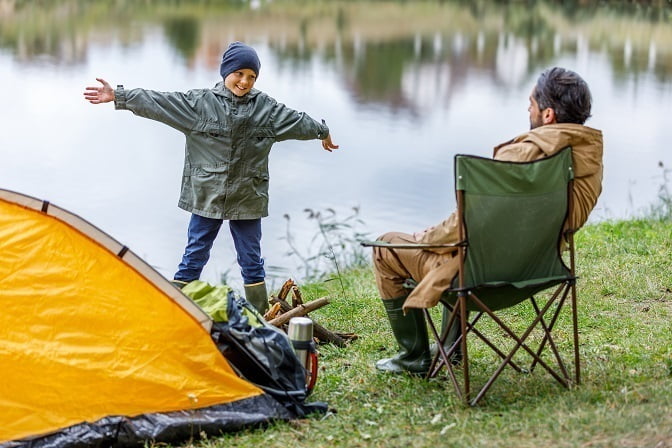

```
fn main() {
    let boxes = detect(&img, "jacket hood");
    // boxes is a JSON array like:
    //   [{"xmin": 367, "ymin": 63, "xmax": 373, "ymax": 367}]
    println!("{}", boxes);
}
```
[{"xmin": 496, "ymin": 123, "xmax": 603, "ymax": 178}]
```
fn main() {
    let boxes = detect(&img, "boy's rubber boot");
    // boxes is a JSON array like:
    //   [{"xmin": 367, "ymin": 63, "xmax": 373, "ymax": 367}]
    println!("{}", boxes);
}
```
[
  {"xmin": 171, "ymin": 279, "xmax": 189, "ymax": 289},
  {"xmin": 430, "ymin": 306, "xmax": 463, "ymax": 365},
  {"xmin": 376, "ymin": 296, "xmax": 431, "ymax": 375},
  {"xmin": 244, "ymin": 281, "xmax": 269, "ymax": 315}
]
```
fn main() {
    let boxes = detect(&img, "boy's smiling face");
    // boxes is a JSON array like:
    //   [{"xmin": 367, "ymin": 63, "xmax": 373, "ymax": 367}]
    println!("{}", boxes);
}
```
[{"xmin": 224, "ymin": 68, "xmax": 257, "ymax": 96}]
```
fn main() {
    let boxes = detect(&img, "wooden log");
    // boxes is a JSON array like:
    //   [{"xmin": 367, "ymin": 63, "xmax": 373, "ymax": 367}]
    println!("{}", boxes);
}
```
[
  {"xmin": 291, "ymin": 285, "xmax": 304, "ymax": 307},
  {"xmin": 277, "ymin": 279, "xmax": 295, "ymax": 301},
  {"xmin": 269, "ymin": 296, "xmax": 293, "ymax": 311},
  {"xmin": 334, "ymin": 331, "xmax": 359, "ymax": 342},
  {"xmin": 312, "ymin": 323, "xmax": 347, "ymax": 347},
  {"xmin": 267, "ymin": 297, "xmax": 330, "ymax": 327},
  {"xmin": 263, "ymin": 302, "xmax": 283, "ymax": 321}
]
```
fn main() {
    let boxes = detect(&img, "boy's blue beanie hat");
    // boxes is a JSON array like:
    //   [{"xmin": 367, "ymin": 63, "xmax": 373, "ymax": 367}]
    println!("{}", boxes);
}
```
[{"xmin": 220, "ymin": 42, "xmax": 261, "ymax": 78}]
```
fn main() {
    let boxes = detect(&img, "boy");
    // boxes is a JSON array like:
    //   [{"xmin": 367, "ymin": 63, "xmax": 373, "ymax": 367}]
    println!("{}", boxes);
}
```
[{"xmin": 84, "ymin": 41, "xmax": 338, "ymax": 314}]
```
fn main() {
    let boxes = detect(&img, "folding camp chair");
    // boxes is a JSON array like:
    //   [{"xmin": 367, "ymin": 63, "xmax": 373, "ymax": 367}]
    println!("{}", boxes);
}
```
[{"xmin": 366, "ymin": 147, "xmax": 579, "ymax": 406}]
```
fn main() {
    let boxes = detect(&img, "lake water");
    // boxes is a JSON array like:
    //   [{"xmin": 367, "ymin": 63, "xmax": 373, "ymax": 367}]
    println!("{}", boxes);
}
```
[{"xmin": 1, "ymin": 1, "xmax": 671, "ymax": 290}]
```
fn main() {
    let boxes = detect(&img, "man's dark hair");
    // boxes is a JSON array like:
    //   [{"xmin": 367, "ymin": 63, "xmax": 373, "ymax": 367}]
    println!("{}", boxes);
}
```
[{"xmin": 534, "ymin": 67, "xmax": 592, "ymax": 125}]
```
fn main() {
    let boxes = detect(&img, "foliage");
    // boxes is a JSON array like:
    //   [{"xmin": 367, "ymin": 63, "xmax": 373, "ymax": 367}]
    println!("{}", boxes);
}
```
[
  {"xmin": 648, "ymin": 161, "xmax": 672, "ymax": 221},
  {"xmin": 278, "ymin": 206, "xmax": 371, "ymax": 288}
]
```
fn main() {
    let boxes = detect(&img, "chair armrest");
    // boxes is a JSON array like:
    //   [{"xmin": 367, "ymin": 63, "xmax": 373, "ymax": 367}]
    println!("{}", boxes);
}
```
[{"xmin": 360, "ymin": 240, "xmax": 463, "ymax": 249}]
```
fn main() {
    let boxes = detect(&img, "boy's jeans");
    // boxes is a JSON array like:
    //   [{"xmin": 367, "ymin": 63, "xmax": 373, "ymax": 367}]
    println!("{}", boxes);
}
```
[{"xmin": 174, "ymin": 214, "xmax": 265, "ymax": 285}]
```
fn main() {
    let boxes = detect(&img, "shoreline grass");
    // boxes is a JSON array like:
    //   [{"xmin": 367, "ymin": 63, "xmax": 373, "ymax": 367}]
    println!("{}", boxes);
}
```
[{"xmin": 183, "ymin": 218, "xmax": 672, "ymax": 448}]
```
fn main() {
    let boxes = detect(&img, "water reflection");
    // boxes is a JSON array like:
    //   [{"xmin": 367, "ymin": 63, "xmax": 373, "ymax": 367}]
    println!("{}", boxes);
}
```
[
  {"xmin": 1, "ymin": 0, "xmax": 671, "ymax": 288},
  {"xmin": 3, "ymin": 1, "xmax": 672, "ymax": 85}
]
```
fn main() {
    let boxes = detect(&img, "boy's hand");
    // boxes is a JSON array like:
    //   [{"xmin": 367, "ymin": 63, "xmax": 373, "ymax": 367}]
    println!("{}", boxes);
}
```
[
  {"xmin": 321, "ymin": 135, "xmax": 339, "ymax": 152},
  {"xmin": 83, "ymin": 78, "xmax": 115, "ymax": 104}
]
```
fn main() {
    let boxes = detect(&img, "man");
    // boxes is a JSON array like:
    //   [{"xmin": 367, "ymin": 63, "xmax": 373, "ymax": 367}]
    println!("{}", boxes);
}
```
[{"xmin": 372, "ymin": 67, "xmax": 604, "ymax": 375}]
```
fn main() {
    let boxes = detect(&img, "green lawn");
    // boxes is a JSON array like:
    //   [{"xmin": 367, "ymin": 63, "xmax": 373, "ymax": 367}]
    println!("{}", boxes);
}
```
[{"xmin": 183, "ymin": 219, "xmax": 672, "ymax": 448}]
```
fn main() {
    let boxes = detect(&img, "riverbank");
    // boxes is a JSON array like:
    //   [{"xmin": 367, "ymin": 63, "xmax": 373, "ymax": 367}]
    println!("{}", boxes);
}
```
[{"xmin": 192, "ymin": 218, "xmax": 671, "ymax": 448}]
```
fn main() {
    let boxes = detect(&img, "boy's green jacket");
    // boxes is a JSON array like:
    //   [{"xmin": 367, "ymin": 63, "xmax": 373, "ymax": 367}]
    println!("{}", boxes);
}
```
[{"xmin": 114, "ymin": 82, "xmax": 329, "ymax": 219}]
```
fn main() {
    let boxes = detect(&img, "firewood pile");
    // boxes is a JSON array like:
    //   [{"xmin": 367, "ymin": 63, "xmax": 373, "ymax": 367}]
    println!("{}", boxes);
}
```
[{"xmin": 263, "ymin": 279, "xmax": 357, "ymax": 347}]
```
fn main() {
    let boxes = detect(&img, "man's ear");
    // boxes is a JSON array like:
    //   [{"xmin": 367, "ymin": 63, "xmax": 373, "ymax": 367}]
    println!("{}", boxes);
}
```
[{"xmin": 542, "ymin": 108, "xmax": 557, "ymax": 125}]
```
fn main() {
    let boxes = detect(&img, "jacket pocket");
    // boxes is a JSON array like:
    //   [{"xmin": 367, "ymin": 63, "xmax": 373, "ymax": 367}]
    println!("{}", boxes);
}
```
[
  {"xmin": 184, "ymin": 164, "xmax": 228, "ymax": 203},
  {"xmin": 251, "ymin": 170, "xmax": 269, "ymax": 198},
  {"xmin": 193, "ymin": 122, "xmax": 228, "ymax": 139},
  {"xmin": 186, "ymin": 164, "xmax": 228, "ymax": 176},
  {"xmin": 252, "ymin": 127, "xmax": 275, "ymax": 142}
]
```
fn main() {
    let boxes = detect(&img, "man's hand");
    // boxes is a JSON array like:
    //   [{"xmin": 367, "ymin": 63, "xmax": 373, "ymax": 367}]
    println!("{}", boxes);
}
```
[
  {"xmin": 83, "ymin": 78, "xmax": 115, "ymax": 104},
  {"xmin": 321, "ymin": 134, "xmax": 339, "ymax": 152}
]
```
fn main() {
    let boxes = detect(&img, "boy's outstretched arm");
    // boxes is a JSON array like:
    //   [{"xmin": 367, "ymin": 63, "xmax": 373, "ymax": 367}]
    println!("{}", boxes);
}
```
[
  {"xmin": 321, "ymin": 134, "xmax": 339, "ymax": 152},
  {"xmin": 83, "ymin": 78, "xmax": 115, "ymax": 104}
]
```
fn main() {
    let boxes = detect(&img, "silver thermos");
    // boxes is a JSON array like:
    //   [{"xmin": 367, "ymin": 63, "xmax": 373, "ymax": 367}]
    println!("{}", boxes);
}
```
[{"xmin": 287, "ymin": 317, "xmax": 314, "ymax": 369}]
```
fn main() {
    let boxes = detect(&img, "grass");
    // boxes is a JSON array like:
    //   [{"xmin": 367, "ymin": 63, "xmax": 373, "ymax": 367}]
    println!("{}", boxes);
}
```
[{"xmin": 176, "ymin": 219, "xmax": 672, "ymax": 448}]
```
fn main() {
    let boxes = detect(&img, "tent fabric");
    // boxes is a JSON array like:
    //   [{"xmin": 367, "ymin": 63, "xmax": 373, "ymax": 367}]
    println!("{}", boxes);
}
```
[{"xmin": 0, "ymin": 190, "xmax": 290, "ymax": 446}]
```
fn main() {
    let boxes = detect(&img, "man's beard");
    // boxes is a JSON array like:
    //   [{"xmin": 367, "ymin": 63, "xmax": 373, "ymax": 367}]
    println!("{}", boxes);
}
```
[{"xmin": 529, "ymin": 116, "xmax": 543, "ymax": 130}]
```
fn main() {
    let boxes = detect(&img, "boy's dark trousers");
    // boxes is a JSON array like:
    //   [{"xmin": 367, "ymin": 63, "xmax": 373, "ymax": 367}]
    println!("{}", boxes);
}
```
[{"xmin": 174, "ymin": 214, "xmax": 265, "ymax": 285}]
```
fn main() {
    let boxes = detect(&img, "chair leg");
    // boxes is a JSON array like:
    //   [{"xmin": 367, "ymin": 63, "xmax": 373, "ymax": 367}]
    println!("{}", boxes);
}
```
[
  {"xmin": 425, "ymin": 300, "xmax": 522, "ymax": 405},
  {"xmin": 424, "ymin": 308, "xmax": 464, "ymax": 401},
  {"xmin": 459, "ymin": 292, "xmax": 470, "ymax": 404},
  {"xmin": 424, "ymin": 293, "xmax": 473, "ymax": 404},
  {"xmin": 426, "ymin": 286, "xmax": 578, "ymax": 406},
  {"xmin": 468, "ymin": 289, "xmax": 571, "ymax": 405},
  {"xmin": 530, "ymin": 292, "xmax": 571, "ymax": 381},
  {"xmin": 423, "ymin": 305, "xmax": 468, "ymax": 401},
  {"xmin": 527, "ymin": 283, "xmax": 580, "ymax": 386},
  {"xmin": 570, "ymin": 282, "xmax": 581, "ymax": 385},
  {"xmin": 429, "ymin": 305, "xmax": 464, "ymax": 365}
]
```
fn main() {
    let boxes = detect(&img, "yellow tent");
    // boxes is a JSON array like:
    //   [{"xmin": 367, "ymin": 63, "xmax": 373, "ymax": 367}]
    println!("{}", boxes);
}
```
[{"xmin": 0, "ymin": 189, "xmax": 290, "ymax": 446}]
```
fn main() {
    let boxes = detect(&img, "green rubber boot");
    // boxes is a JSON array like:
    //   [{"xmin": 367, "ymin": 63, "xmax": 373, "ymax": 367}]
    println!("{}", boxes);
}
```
[
  {"xmin": 376, "ymin": 296, "xmax": 430, "ymax": 375},
  {"xmin": 244, "ymin": 281, "xmax": 269, "ymax": 315}
]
